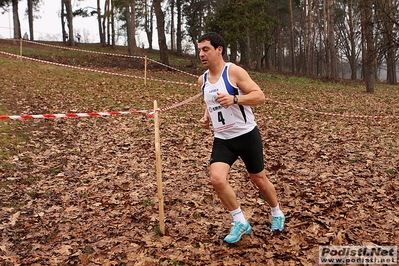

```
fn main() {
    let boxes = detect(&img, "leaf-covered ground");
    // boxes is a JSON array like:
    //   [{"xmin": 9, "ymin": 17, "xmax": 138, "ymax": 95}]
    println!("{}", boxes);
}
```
[{"xmin": 1, "ymin": 40, "xmax": 398, "ymax": 265}]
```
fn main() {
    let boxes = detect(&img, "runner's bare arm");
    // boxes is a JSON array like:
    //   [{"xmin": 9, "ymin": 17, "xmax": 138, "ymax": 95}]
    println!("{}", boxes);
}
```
[{"xmin": 224, "ymin": 64, "xmax": 265, "ymax": 106}]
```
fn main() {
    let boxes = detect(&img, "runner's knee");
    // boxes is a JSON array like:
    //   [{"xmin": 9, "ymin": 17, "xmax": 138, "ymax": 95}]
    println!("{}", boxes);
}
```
[
  {"xmin": 249, "ymin": 173, "xmax": 267, "ymax": 186},
  {"xmin": 210, "ymin": 170, "xmax": 228, "ymax": 187}
]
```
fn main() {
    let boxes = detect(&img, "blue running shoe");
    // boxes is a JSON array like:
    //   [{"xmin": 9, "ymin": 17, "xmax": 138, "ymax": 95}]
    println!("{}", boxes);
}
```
[
  {"xmin": 270, "ymin": 214, "xmax": 285, "ymax": 232},
  {"xmin": 224, "ymin": 220, "xmax": 252, "ymax": 243}
]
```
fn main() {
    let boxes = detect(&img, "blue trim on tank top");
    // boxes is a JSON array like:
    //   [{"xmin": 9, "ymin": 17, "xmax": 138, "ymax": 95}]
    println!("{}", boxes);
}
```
[
  {"xmin": 201, "ymin": 65, "xmax": 237, "ymax": 95},
  {"xmin": 221, "ymin": 65, "xmax": 236, "ymax": 95}
]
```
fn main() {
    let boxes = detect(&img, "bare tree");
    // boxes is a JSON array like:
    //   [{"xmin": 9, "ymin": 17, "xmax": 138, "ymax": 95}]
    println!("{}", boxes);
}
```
[
  {"xmin": 12, "ymin": 0, "xmax": 21, "ymax": 39},
  {"xmin": 347, "ymin": 0, "xmax": 359, "ymax": 80},
  {"xmin": 169, "ymin": 0, "xmax": 175, "ymax": 51},
  {"xmin": 126, "ymin": 0, "xmax": 137, "ymax": 55},
  {"xmin": 61, "ymin": 0, "xmax": 66, "ymax": 42},
  {"xmin": 136, "ymin": 0, "xmax": 154, "ymax": 49},
  {"xmin": 360, "ymin": 0, "xmax": 376, "ymax": 93},
  {"xmin": 27, "ymin": 0, "xmax": 33, "ymax": 40},
  {"xmin": 61, "ymin": 0, "xmax": 75, "ymax": 46},
  {"xmin": 24, "ymin": 0, "xmax": 41, "ymax": 41},
  {"xmin": 111, "ymin": 0, "xmax": 115, "ymax": 46},
  {"xmin": 153, "ymin": 0, "xmax": 169, "ymax": 64},
  {"xmin": 176, "ymin": 0, "xmax": 182, "ymax": 54},
  {"xmin": 103, "ymin": 0, "xmax": 110, "ymax": 45},
  {"xmin": 305, "ymin": 0, "xmax": 312, "ymax": 75},
  {"xmin": 289, "ymin": 0, "xmax": 296, "ymax": 74},
  {"xmin": 96, "ymin": 0, "xmax": 104, "ymax": 45},
  {"xmin": 66, "ymin": 0, "xmax": 75, "ymax": 46},
  {"xmin": 375, "ymin": 0, "xmax": 397, "ymax": 84},
  {"xmin": 336, "ymin": 0, "xmax": 361, "ymax": 80},
  {"xmin": 326, "ymin": 0, "xmax": 337, "ymax": 79}
]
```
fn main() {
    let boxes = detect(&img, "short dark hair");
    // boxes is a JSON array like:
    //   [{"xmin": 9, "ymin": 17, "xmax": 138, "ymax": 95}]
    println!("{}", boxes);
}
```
[{"xmin": 198, "ymin": 32, "xmax": 226, "ymax": 56}]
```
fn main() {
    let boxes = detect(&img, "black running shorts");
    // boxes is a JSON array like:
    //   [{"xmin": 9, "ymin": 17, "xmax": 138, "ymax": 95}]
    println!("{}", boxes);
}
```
[{"xmin": 210, "ymin": 126, "xmax": 264, "ymax": 174}]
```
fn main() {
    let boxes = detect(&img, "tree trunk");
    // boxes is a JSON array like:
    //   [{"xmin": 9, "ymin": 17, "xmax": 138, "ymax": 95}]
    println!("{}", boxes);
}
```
[
  {"xmin": 276, "ymin": 24, "xmax": 282, "ymax": 73},
  {"xmin": 238, "ymin": 38, "xmax": 249, "ymax": 67},
  {"xmin": 360, "ymin": 0, "xmax": 375, "ymax": 93},
  {"xmin": 126, "ymin": 0, "xmax": 137, "ymax": 56},
  {"xmin": 153, "ymin": 0, "xmax": 169, "ymax": 64},
  {"xmin": 111, "ymin": 0, "xmax": 115, "ymax": 47},
  {"xmin": 324, "ymin": 0, "xmax": 330, "ymax": 77},
  {"xmin": 176, "ymin": 0, "xmax": 182, "ymax": 55},
  {"xmin": 64, "ymin": 0, "xmax": 75, "ymax": 46},
  {"xmin": 289, "ymin": 0, "xmax": 295, "ymax": 74},
  {"xmin": 380, "ymin": 0, "xmax": 397, "ymax": 84},
  {"xmin": 170, "ymin": 0, "xmax": 175, "ymax": 51},
  {"xmin": 103, "ymin": 0, "xmax": 110, "ymax": 46},
  {"xmin": 61, "ymin": 0, "xmax": 66, "ymax": 43},
  {"xmin": 27, "ymin": 0, "xmax": 34, "ymax": 40},
  {"xmin": 230, "ymin": 40, "xmax": 237, "ymax": 64},
  {"xmin": 348, "ymin": 0, "xmax": 357, "ymax": 80},
  {"xmin": 305, "ymin": 0, "xmax": 312, "ymax": 75},
  {"xmin": 12, "ymin": 0, "xmax": 21, "ymax": 39},
  {"xmin": 327, "ymin": 0, "xmax": 337, "ymax": 79},
  {"xmin": 97, "ymin": 0, "xmax": 104, "ymax": 45},
  {"xmin": 144, "ymin": 1, "xmax": 153, "ymax": 50}
]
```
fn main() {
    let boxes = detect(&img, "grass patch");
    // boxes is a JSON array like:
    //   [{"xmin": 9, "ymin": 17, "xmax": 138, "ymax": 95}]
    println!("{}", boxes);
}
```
[
  {"xmin": 386, "ymin": 169, "xmax": 396, "ymax": 175},
  {"xmin": 142, "ymin": 199, "xmax": 152, "ymax": 206},
  {"xmin": 27, "ymin": 190, "xmax": 39, "ymax": 199},
  {"xmin": 0, "ymin": 117, "xmax": 28, "ymax": 173}
]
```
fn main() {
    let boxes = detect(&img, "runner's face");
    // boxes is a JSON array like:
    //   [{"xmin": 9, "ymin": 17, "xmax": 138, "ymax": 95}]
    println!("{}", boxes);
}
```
[{"xmin": 198, "ymin": 40, "xmax": 222, "ymax": 69}]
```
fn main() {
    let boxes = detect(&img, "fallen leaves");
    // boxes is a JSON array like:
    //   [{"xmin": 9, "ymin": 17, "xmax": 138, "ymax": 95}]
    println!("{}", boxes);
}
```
[{"xmin": 1, "ymin": 43, "xmax": 399, "ymax": 265}]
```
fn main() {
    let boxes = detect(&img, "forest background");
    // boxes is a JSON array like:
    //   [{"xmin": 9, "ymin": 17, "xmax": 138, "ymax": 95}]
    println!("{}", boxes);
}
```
[
  {"xmin": 1, "ymin": 0, "xmax": 399, "ymax": 93},
  {"xmin": 0, "ymin": 36, "xmax": 398, "ymax": 265},
  {"xmin": 1, "ymin": 2, "xmax": 398, "ymax": 262}
]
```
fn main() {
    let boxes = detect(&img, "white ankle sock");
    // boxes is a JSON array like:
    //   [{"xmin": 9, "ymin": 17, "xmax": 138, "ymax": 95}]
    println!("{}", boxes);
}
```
[
  {"xmin": 230, "ymin": 207, "xmax": 246, "ymax": 224},
  {"xmin": 271, "ymin": 205, "xmax": 284, "ymax": 216}
]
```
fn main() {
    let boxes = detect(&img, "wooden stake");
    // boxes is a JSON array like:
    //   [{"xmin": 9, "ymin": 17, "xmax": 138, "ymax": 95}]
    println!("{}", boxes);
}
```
[
  {"xmin": 19, "ymin": 38, "xmax": 22, "ymax": 61},
  {"xmin": 154, "ymin": 100, "xmax": 165, "ymax": 235},
  {"xmin": 144, "ymin": 56, "xmax": 147, "ymax": 86}
]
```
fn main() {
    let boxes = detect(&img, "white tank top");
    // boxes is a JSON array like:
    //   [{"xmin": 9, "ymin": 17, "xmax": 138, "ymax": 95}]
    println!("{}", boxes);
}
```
[{"xmin": 202, "ymin": 63, "xmax": 256, "ymax": 139}]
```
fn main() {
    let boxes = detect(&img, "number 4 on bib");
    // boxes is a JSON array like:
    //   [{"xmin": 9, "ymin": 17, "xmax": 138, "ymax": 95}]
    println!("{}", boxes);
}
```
[
  {"xmin": 210, "ymin": 107, "xmax": 236, "ymax": 132},
  {"xmin": 218, "ymin": 111, "xmax": 226, "ymax": 125}
]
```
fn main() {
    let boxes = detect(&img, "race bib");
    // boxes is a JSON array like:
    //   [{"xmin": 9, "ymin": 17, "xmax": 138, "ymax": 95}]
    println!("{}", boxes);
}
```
[{"xmin": 208, "ymin": 104, "xmax": 236, "ymax": 132}]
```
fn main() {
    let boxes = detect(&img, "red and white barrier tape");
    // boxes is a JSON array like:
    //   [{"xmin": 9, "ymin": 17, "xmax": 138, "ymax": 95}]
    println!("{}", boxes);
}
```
[
  {"xmin": 0, "ymin": 93, "xmax": 203, "ymax": 120},
  {"xmin": 0, "ymin": 50, "xmax": 199, "ymax": 87},
  {"xmin": 0, "ymin": 110, "xmax": 148, "ymax": 120},
  {"xmin": 22, "ymin": 39, "xmax": 199, "ymax": 78},
  {"xmin": 0, "ymin": 49, "xmax": 201, "ymax": 120},
  {"xmin": 147, "ymin": 92, "xmax": 203, "ymax": 118},
  {"xmin": 2, "ymin": 48, "xmax": 398, "ymax": 120},
  {"xmin": 267, "ymin": 98, "xmax": 399, "ymax": 119},
  {"xmin": 22, "ymin": 39, "xmax": 144, "ymax": 60},
  {"xmin": 146, "ymin": 57, "xmax": 199, "ymax": 78}
]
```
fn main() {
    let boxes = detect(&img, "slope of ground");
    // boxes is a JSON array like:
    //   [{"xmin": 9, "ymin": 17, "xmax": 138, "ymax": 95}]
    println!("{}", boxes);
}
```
[{"xmin": 0, "ymin": 40, "xmax": 398, "ymax": 265}]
